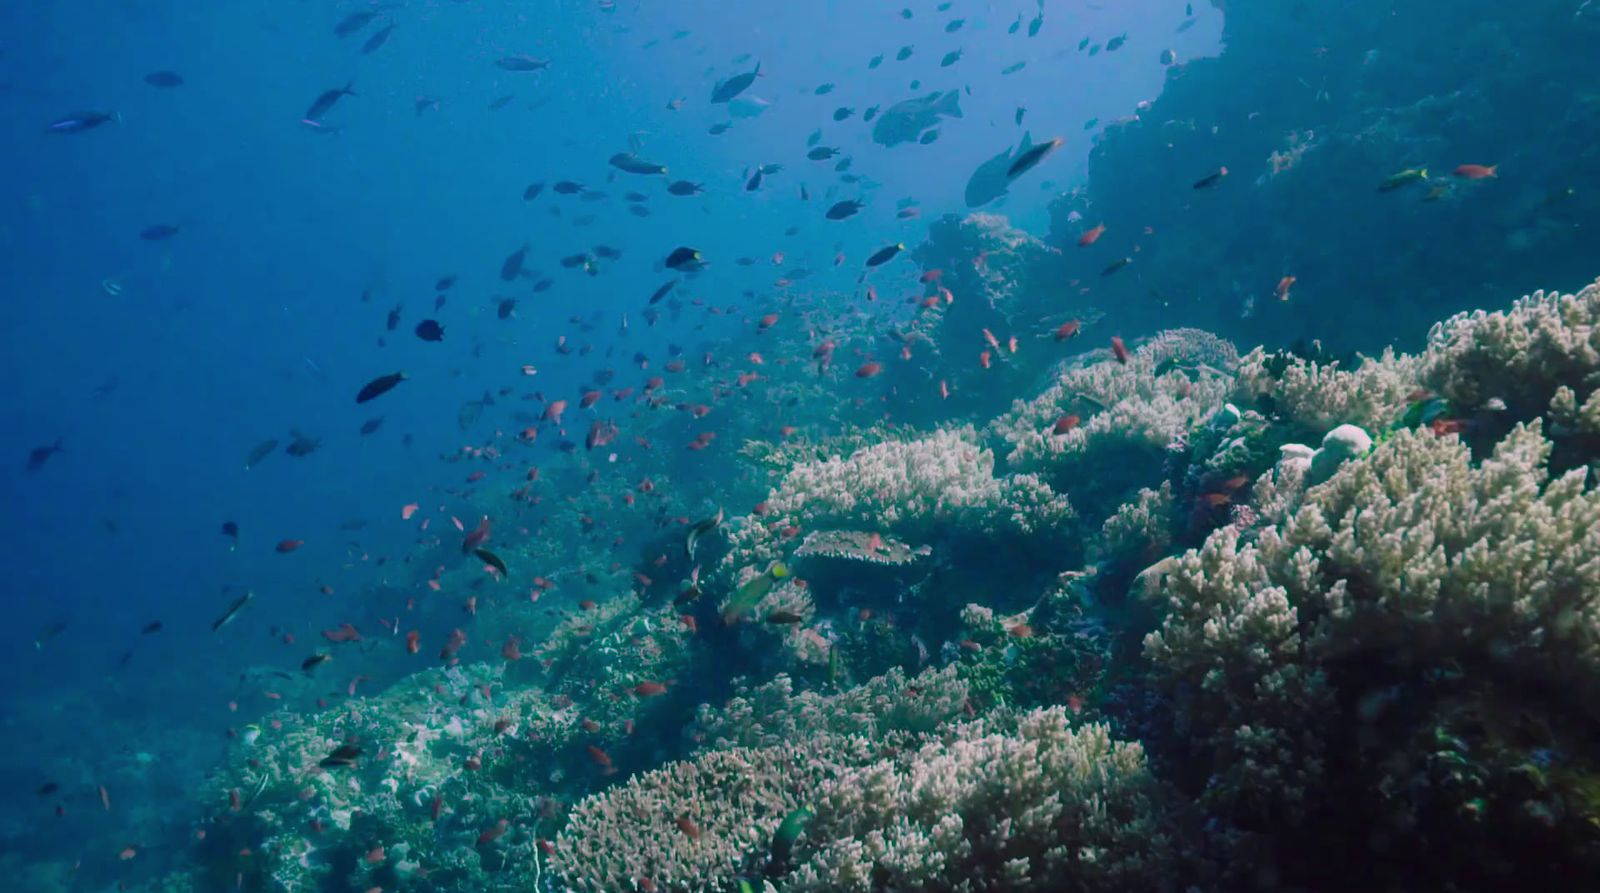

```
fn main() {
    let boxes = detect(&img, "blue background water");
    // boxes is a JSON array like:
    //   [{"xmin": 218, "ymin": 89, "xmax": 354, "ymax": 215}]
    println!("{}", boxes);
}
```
[{"xmin": 0, "ymin": 0, "xmax": 1217, "ymax": 877}]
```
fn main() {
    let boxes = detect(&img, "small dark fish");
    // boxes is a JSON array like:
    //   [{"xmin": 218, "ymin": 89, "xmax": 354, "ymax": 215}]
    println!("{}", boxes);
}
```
[
  {"xmin": 610, "ymin": 152, "xmax": 668, "ymax": 175},
  {"xmin": 919, "ymin": 130, "xmax": 940, "ymax": 145},
  {"xmin": 361, "ymin": 21, "xmax": 395, "ymax": 54},
  {"xmin": 304, "ymin": 82, "xmax": 355, "ymax": 121},
  {"xmin": 1106, "ymin": 33, "xmax": 1127, "ymax": 52},
  {"xmin": 34, "ymin": 620, "xmax": 68, "ymax": 650},
  {"xmin": 220, "ymin": 521, "xmax": 239, "ymax": 550},
  {"xmin": 868, "ymin": 54, "xmax": 883, "ymax": 69},
  {"xmin": 139, "ymin": 223, "xmax": 181, "ymax": 241},
  {"xmin": 649, "ymin": 279, "xmax": 678, "ymax": 305},
  {"xmin": 863, "ymin": 105, "xmax": 880, "ymax": 122},
  {"xmin": 865, "ymin": 243, "xmax": 904, "ymax": 267},
  {"xmin": 1002, "ymin": 61, "xmax": 1027, "ymax": 75},
  {"xmin": 1192, "ymin": 166, "xmax": 1229, "ymax": 190},
  {"xmin": 356, "ymin": 371, "xmax": 407, "ymax": 404},
  {"xmin": 385, "ymin": 304, "xmax": 402, "ymax": 331},
  {"xmin": 141, "ymin": 620, "xmax": 163, "ymax": 635},
  {"xmin": 711, "ymin": 62, "xmax": 760, "ymax": 103},
  {"xmin": 37, "ymin": 782, "xmax": 60, "ymax": 797},
  {"xmin": 1015, "ymin": 107, "xmax": 1026, "ymax": 126},
  {"xmin": 496, "ymin": 298, "xmax": 517, "ymax": 319},
  {"xmin": 826, "ymin": 199, "xmax": 863, "ymax": 220},
  {"xmin": 333, "ymin": 9, "xmax": 379, "ymax": 37},
  {"xmin": 435, "ymin": 275, "xmax": 457, "ymax": 291},
  {"xmin": 26, "ymin": 438, "xmax": 64, "ymax": 473},
  {"xmin": 285, "ymin": 431, "xmax": 320, "ymax": 457},
  {"xmin": 896, "ymin": 45, "xmax": 914, "ymax": 61},
  {"xmin": 665, "ymin": 247, "xmax": 703, "ymax": 270},
  {"xmin": 243, "ymin": 440, "xmax": 276, "ymax": 470},
  {"xmin": 211, "ymin": 591, "xmax": 254, "ymax": 632},
  {"xmin": 501, "ymin": 244, "xmax": 529, "ymax": 281},
  {"xmin": 359, "ymin": 417, "xmax": 384, "ymax": 435},
  {"xmin": 523, "ymin": 182, "xmax": 545, "ymax": 200},
  {"xmin": 1029, "ymin": 13, "xmax": 1044, "ymax": 36},
  {"xmin": 143, "ymin": 71, "xmax": 183, "ymax": 88},
  {"xmin": 415, "ymin": 319, "xmax": 445, "ymax": 342},
  {"xmin": 553, "ymin": 180, "xmax": 584, "ymax": 194},
  {"xmin": 319, "ymin": 742, "xmax": 362, "ymax": 768},
  {"xmin": 593, "ymin": 244, "xmax": 622, "ymax": 260},
  {"xmin": 940, "ymin": 49, "xmax": 962, "ymax": 67},
  {"xmin": 746, "ymin": 168, "xmax": 764, "ymax": 191},
  {"xmin": 1007, "ymin": 137, "xmax": 1063, "ymax": 179},
  {"xmin": 685, "ymin": 507, "xmax": 724, "ymax": 560},
  {"xmin": 814, "ymin": 83, "xmax": 834, "ymax": 95},
  {"xmin": 807, "ymin": 146, "xmax": 839, "ymax": 161},
  {"xmin": 946, "ymin": 18, "xmax": 965, "ymax": 32},
  {"xmin": 1101, "ymin": 257, "xmax": 1132, "ymax": 276},
  {"xmin": 496, "ymin": 55, "xmax": 549, "ymax": 71},
  {"xmin": 474, "ymin": 548, "xmax": 508, "ymax": 577},
  {"xmin": 301, "ymin": 652, "xmax": 333, "ymax": 673},
  {"xmin": 832, "ymin": 106, "xmax": 854, "ymax": 121},
  {"xmin": 667, "ymin": 180, "xmax": 703, "ymax": 196},
  {"xmin": 48, "ymin": 111, "xmax": 116, "ymax": 134},
  {"xmin": 708, "ymin": 122, "xmax": 731, "ymax": 135}
]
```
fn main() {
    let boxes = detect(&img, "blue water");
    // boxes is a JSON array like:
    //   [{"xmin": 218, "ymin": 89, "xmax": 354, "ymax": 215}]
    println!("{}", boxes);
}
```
[{"xmin": 18, "ymin": 0, "xmax": 1595, "ymax": 889}]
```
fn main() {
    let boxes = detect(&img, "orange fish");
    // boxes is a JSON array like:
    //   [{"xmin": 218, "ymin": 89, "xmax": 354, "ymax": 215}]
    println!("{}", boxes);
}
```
[
  {"xmin": 401, "ymin": 503, "xmax": 419, "ymax": 520},
  {"xmin": 579, "ymin": 390, "xmax": 601, "ymax": 409},
  {"xmin": 1276, "ymin": 275, "xmax": 1296, "ymax": 302},
  {"xmin": 757, "ymin": 313, "xmax": 779, "ymax": 330},
  {"xmin": 586, "ymin": 744, "xmax": 616, "ymax": 773},
  {"xmin": 275, "ymin": 539, "xmax": 304, "ymax": 553},
  {"xmin": 1077, "ymin": 224, "xmax": 1106, "ymax": 247},
  {"xmin": 675, "ymin": 814, "xmax": 702, "ymax": 840},
  {"xmin": 1054, "ymin": 320, "xmax": 1081, "ymax": 341},
  {"xmin": 939, "ymin": 379, "xmax": 950, "ymax": 399},
  {"xmin": 542, "ymin": 400, "xmax": 567, "ymax": 424},
  {"xmin": 633, "ymin": 680, "xmax": 669, "ymax": 697},
  {"xmin": 1052, "ymin": 415, "xmax": 1080, "ymax": 435},
  {"xmin": 979, "ymin": 350, "xmax": 992, "ymax": 369},
  {"xmin": 855, "ymin": 361, "xmax": 883, "ymax": 378},
  {"xmin": 1452, "ymin": 163, "xmax": 1497, "ymax": 180},
  {"xmin": 477, "ymin": 818, "xmax": 509, "ymax": 846},
  {"xmin": 1110, "ymin": 336, "xmax": 1129, "ymax": 365}
]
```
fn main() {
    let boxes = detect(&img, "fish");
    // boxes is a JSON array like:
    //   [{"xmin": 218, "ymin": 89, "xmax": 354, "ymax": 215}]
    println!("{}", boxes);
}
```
[
  {"xmin": 1378, "ymin": 167, "xmax": 1428, "ymax": 192},
  {"xmin": 333, "ymin": 9, "xmax": 381, "ymax": 37},
  {"xmin": 220, "ymin": 521, "xmax": 239, "ymax": 549},
  {"xmin": 649, "ymin": 279, "xmax": 678, "ymax": 305},
  {"xmin": 1028, "ymin": 12, "xmax": 1044, "ymax": 36},
  {"xmin": 1276, "ymin": 275, "xmax": 1296, "ymax": 301},
  {"xmin": 965, "ymin": 133, "xmax": 1034, "ymax": 207},
  {"xmin": 722, "ymin": 561, "xmax": 791, "ymax": 623},
  {"xmin": 361, "ymin": 21, "xmax": 395, "ymax": 54},
  {"xmin": 665, "ymin": 247, "xmax": 704, "ymax": 270},
  {"xmin": 475, "ymin": 548, "xmax": 508, "ymax": 578},
  {"xmin": 48, "ymin": 111, "xmax": 117, "ymax": 133},
  {"xmin": 26, "ymin": 438, "xmax": 64, "ymax": 473},
  {"xmin": 610, "ymin": 152, "xmax": 668, "ymax": 175},
  {"xmin": 872, "ymin": 90, "xmax": 962, "ymax": 147},
  {"xmin": 868, "ymin": 54, "xmax": 883, "ymax": 68},
  {"xmin": 144, "ymin": 71, "xmax": 183, "ymax": 88},
  {"xmin": 276, "ymin": 539, "xmax": 304, "ymax": 553},
  {"xmin": 897, "ymin": 45, "xmax": 914, "ymax": 61},
  {"xmin": 1110, "ymin": 336, "xmax": 1130, "ymax": 364},
  {"xmin": 1006, "ymin": 136, "xmax": 1063, "ymax": 179},
  {"xmin": 415, "ymin": 319, "xmax": 445, "ymax": 342},
  {"xmin": 34, "ymin": 620, "xmax": 68, "ymax": 650},
  {"xmin": 667, "ymin": 180, "xmax": 703, "ymax": 195},
  {"xmin": 301, "ymin": 652, "xmax": 332, "ymax": 673},
  {"xmin": 141, "ymin": 621, "xmax": 163, "ymax": 635},
  {"xmin": 807, "ymin": 146, "xmax": 839, "ymax": 160},
  {"xmin": 685, "ymin": 507, "xmax": 724, "ymax": 560},
  {"xmin": 771, "ymin": 807, "xmax": 815, "ymax": 864},
  {"xmin": 1106, "ymin": 33, "xmax": 1128, "ymax": 51},
  {"xmin": 386, "ymin": 305, "xmax": 402, "ymax": 330},
  {"xmin": 1078, "ymin": 224, "xmax": 1106, "ymax": 247},
  {"xmin": 523, "ymin": 182, "xmax": 545, "ymax": 200},
  {"xmin": 304, "ymin": 82, "xmax": 355, "ymax": 121},
  {"xmin": 940, "ymin": 49, "xmax": 962, "ymax": 67},
  {"xmin": 1192, "ymin": 167, "xmax": 1229, "ymax": 189},
  {"xmin": 463, "ymin": 516, "xmax": 491, "ymax": 553},
  {"xmin": 319, "ymin": 742, "xmax": 362, "ymax": 768},
  {"xmin": 1453, "ymin": 163, "xmax": 1498, "ymax": 180},
  {"xmin": 814, "ymin": 83, "xmax": 835, "ymax": 94},
  {"xmin": 211, "ymin": 591, "xmax": 254, "ymax": 632},
  {"xmin": 865, "ymin": 243, "xmax": 904, "ymax": 267},
  {"xmin": 496, "ymin": 55, "xmax": 549, "ymax": 71},
  {"xmin": 1160, "ymin": 48, "xmax": 1178, "ymax": 65},
  {"xmin": 765, "ymin": 609, "xmax": 805, "ymax": 625},
  {"xmin": 825, "ymin": 199, "xmax": 863, "ymax": 220},
  {"xmin": 501, "ymin": 244, "xmax": 529, "ymax": 281},
  {"xmin": 356, "ymin": 371, "xmax": 407, "ymax": 403},
  {"xmin": 711, "ymin": 62, "xmax": 760, "ymax": 103},
  {"xmin": 1101, "ymin": 257, "xmax": 1132, "ymax": 276},
  {"xmin": 833, "ymin": 106, "xmax": 854, "ymax": 121}
]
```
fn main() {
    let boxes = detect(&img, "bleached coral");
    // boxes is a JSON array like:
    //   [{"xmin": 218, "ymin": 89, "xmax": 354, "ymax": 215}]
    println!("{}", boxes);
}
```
[{"xmin": 782, "ymin": 708, "xmax": 1170, "ymax": 893}]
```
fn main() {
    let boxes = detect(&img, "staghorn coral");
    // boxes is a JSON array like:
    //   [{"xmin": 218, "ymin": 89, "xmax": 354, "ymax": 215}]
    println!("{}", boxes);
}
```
[{"xmin": 782, "ymin": 707, "xmax": 1172, "ymax": 893}]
